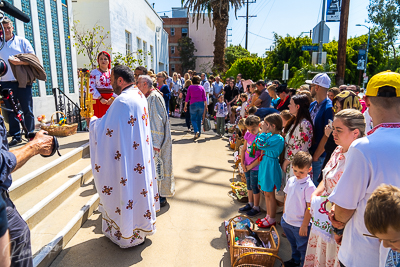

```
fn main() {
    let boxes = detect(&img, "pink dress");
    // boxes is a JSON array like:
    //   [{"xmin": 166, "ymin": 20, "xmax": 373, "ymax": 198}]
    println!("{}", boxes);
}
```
[{"xmin": 304, "ymin": 146, "xmax": 346, "ymax": 267}]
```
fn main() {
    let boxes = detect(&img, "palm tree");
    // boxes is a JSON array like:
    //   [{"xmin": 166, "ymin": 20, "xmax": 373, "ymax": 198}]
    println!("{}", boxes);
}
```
[{"xmin": 182, "ymin": 0, "xmax": 242, "ymax": 74}]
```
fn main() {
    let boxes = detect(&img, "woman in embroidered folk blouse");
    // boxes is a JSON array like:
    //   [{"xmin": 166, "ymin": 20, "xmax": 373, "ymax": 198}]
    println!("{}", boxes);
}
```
[
  {"xmin": 304, "ymin": 109, "xmax": 365, "ymax": 267},
  {"xmin": 89, "ymin": 51, "xmax": 117, "ymax": 118},
  {"xmin": 282, "ymin": 94, "xmax": 314, "ymax": 182}
]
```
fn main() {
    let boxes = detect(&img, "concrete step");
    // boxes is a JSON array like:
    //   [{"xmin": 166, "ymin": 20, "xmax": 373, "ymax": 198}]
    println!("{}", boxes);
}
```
[
  {"xmin": 10, "ymin": 132, "xmax": 89, "ymax": 181},
  {"xmin": 31, "ymin": 176, "xmax": 99, "ymax": 267},
  {"xmin": 9, "ymin": 142, "xmax": 90, "ymax": 201},
  {"xmin": 15, "ymin": 162, "xmax": 92, "ymax": 230}
]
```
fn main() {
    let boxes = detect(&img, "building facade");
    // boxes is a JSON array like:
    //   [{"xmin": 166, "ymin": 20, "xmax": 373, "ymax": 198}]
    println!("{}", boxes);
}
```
[
  {"xmin": 1, "ymin": 0, "xmax": 79, "ymax": 119},
  {"xmin": 72, "ymin": 0, "xmax": 169, "ymax": 74},
  {"xmin": 189, "ymin": 14, "xmax": 215, "ymax": 74},
  {"xmin": 162, "ymin": 8, "xmax": 216, "ymax": 75}
]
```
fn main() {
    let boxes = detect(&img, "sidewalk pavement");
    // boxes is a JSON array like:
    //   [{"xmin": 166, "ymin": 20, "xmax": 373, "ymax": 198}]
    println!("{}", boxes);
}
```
[{"xmin": 50, "ymin": 128, "xmax": 291, "ymax": 267}]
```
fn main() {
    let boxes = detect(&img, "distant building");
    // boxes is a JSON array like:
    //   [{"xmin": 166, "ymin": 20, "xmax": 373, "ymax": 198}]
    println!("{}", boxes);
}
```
[
  {"xmin": 72, "ymin": 0, "xmax": 169, "ymax": 73},
  {"xmin": 162, "ymin": 8, "xmax": 216, "ymax": 75},
  {"xmin": 161, "ymin": 8, "xmax": 189, "ymax": 75},
  {"xmin": 189, "ymin": 14, "xmax": 216, "ymax": 74},
  {"xmin": 0, "ymin": 0, "xmax": 79, "ymax": 119}
]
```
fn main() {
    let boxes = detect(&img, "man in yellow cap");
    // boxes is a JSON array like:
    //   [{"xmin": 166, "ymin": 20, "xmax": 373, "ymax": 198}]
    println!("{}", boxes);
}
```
[{"xmin": 327, "ymin": 71, "xmax": 400, "ymax": 267}]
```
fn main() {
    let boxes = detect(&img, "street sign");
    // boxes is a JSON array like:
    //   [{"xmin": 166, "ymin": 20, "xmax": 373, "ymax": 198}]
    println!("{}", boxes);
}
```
[
  {"xmin": 312, "ymin": 22, "xmax": 330, "ymax": 44},
  {"xmin": 312, "ymin": 52, "xmax": 327, "ymax": 64},
  {"xmin": 357, "ymin": 49, "xmax": 366, "ymax": 70},
  {"xmin": 326, "ymin": 0, "xmax": 342, "ymax": 22},
  {"xmin": 302, "ymin": 46, "xmax": 319, "ymax": 51}
]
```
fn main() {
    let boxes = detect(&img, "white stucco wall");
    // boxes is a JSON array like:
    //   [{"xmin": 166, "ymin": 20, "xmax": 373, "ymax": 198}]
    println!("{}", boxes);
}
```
[
  {"xmin": 72, "ymin": 0, "xmax": 111, "ymax": 69},
  {"xmin": 108, "ymin": 0, "xmax": 168, "ymax": 72},
  {"xmin": 189, "ymin": 14, "xmax": 215, "ymax": 73}
]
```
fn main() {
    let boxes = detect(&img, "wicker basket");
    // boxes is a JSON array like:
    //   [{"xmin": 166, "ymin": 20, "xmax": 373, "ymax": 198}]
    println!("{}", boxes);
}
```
[
  {"xmin": 233, "ymin": 252, "xmax": 284, "ymax": 267},
  {"xmin": 229, "ymin": 216, "xmax": 281, "ymax": 267},
  {"xmin": 40, "ymin": 111, "xmax": 78, "ymax": 137}
]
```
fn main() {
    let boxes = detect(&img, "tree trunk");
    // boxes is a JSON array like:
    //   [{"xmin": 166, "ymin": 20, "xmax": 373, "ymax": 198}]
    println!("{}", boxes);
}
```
[
  {"xmin": 392, "ymin": 43, "xmax": 397, "ymax": 59},
  {"xmin": 211, "ymin": 1, "xmax": 229, "ymax": 74}
]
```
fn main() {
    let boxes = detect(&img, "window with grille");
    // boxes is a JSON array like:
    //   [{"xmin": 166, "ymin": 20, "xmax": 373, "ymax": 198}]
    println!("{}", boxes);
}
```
[
  {"xmin": 171, "ymin": 28, "xmax": 175, "ymax": 36},
  {"xmin": 171, "ymin": 46, "xmax": 175, "ymax": 54}
]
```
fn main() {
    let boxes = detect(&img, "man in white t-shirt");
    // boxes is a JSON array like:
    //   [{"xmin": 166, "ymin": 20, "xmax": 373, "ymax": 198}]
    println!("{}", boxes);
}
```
[
  {"xmin": 200, "ymin": 73, "xmax": 210, "ymax": 105},
  {"xmin": 328, "ymin": 71, "xmax": 400, "ymax": 267},
  {"xmin": 0, "ymin": 18, "xmax": 35, "ymax": 147}
]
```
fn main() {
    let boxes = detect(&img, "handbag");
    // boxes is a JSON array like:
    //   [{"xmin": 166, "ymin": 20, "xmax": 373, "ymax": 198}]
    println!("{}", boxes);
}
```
[{"xmin": 203, "ymin": 115, "xmax": 211, "ymax": 131}]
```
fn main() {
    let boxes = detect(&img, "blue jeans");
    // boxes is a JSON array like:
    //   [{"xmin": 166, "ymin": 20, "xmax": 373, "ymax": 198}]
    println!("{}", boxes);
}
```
[
  {"xmin": 190, "ymin": 101, "xmax": 204, "ymax": 136},
  {"xmin": 0, "ymin": 82, "xmax": 34, "ymax": 140},
  {"xmin": 281, "ymin": 217, "xmax": 310, "ymax": 267},
  {"xmin": 185, "ymin": 104, "xmax": 191, "ymax": 129},
  {"xmin": 245, "ymin": 170, "xmax": 260, "ymax": 194},
  {"xmin": 312, "ymin": 156, "xmax": 325, "ymax": 186}
]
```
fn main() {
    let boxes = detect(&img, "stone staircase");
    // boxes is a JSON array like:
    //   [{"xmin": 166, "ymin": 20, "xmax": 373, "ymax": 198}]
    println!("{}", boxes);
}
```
[{"xmin": 9, "ymin": 133, "xmax": 98, "ymax": 267}]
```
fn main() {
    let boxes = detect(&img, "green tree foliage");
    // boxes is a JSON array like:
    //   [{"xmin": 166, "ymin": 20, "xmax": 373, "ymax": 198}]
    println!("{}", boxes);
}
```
[
  {"xmin": 111, "ymin": 50, "xmax": 151, "ymax": 70},
  {"xmin": 71, "ymin": 21, "xmax": 110, "ymax": 69},
  {"xmin": 263, "ymin": 31, "xmax": 386, "ymax": 86},
  {"xmin": 177, "ymin": 37, "xmax": 197, "ymax": 73},
  {"xmin": 288, "ymin": 64, "xmax": 337, "ymax": 89},
  {"xmin": 225, "ymin": 57, "xmax": 264, "ymax": 81},
  {"xmin": 225, "ymin": 44, "xmax": 251, "ymax": 69},
  {"xmin": 264, "ymin": 34, "xmax": 313, "ymax": 81},
  {"xmin": 368, "ymin": 0, "xmax": 400, "ymax": 58}
]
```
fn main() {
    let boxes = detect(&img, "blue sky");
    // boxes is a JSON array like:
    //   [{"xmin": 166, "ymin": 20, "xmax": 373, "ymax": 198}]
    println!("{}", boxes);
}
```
[{"xmin": 152, "ymin": 0, "xmax": 370, "ymax": 56}]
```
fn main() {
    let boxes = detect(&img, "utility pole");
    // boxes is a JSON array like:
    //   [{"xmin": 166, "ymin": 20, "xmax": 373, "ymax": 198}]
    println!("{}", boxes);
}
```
[
  {"xmin": 318, "ymin": 0, "xmax": 326, "ymax": 64},
  {"xmin": 239, "ymin": 0, "xmax": 256, "ymax": 50},
  {"xmin": 336, "ymin": 0, "xmax": 350, "ymax": 86}
]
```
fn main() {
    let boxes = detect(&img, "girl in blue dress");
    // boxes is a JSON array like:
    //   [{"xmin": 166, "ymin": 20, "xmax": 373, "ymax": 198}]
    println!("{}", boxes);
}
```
[{"xmin": 246, "ymin": 113, "xmax": 285, "ymax": 228}]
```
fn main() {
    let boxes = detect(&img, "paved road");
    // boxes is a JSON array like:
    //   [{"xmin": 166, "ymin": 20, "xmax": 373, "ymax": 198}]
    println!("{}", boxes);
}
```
[{"xmin": 50, "ymin": 128, "xmax": 290, "ymax": 267}]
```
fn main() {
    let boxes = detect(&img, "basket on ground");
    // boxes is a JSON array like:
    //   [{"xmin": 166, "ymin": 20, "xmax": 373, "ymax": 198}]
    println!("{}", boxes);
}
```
[
  {"xmin": 228, "ymin": 215, "xmax": 281, "ymax": 267},
  {"xmin": 40, "ymin": 111, "xmax": 78, "ymax": 137}
]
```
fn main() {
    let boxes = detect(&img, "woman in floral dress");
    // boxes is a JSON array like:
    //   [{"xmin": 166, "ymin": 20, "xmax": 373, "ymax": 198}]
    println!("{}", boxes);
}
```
[
  {"xmin": 304, "ymin": 109, "xmax": 365, "ymax": 267},
  {"xmin": 282, "ymin": 94, "xmax": 314, "ymax": 183},
  {"xmin": 89, "ymin": 51, "xmax": 116, "ymax": 118}
]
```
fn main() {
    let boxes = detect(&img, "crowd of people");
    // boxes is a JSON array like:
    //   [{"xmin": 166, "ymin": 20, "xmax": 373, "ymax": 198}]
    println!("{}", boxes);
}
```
[
  {"xmin": 0, "ymin": 38, "xmax": 399, "ymax": 266},
  {"xmin": 88, "ymin": 61, "xmax": 400, "ymax": 266},
  {"xmin": 215, "ymin": 71, "xmax": 399, "ymax": 267}
]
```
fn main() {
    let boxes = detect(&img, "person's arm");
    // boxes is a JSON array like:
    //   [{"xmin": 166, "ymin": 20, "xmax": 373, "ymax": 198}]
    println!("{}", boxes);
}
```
[
  {"xmin": 247, "ymin": 151, "xmax": 262, "ymax": 170},
  {"xmin": 299, "ymin": 203, "xmax": 312, "ymax": 236},
  {"xmin": 329, "ymin": 204, "xmax": 355, "ymax": 228},
  {"xmin": 8, "ymin": 58, "xmax": 29, "ymax": 66},
  {"xmin": 311, "ymin": 179, "xmax": 325, "ymax": 200},
  {"xmin": 11, "ymin": 131, "xmax": 53, "ymax": 171},
  {"xmin": 254, "ymin": 98, "xmax": 262, "ymax": 107},
  {"xmin": 313, "ymin": 134, "xmax": 328, "ymax": 161},
  {"xmin": 241, "ymin": 139, "xmax": 247, "ymax": 172},
  {"xmin": 88, "ymin": 72, "xmax": 102, "ymax": 100}
]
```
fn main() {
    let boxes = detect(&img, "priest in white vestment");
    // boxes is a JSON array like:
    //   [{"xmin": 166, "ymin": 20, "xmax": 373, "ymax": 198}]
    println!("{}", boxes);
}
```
[
  {"xmin": 137, "ymin": 75, "xmax": 175, "ymax": 207},
  {"xmin": 89, "ymin": 65, "xmax": 159, "ymax": 248}
]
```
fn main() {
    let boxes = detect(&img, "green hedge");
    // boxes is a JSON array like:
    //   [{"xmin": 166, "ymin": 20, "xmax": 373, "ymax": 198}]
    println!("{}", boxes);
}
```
[{"xmin": 225, "ymin": 57, "xmax": 265, "ymax": 82}]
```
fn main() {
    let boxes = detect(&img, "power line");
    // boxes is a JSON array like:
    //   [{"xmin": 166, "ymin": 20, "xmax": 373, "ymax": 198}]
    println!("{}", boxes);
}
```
[
  {"xmin": 250, "ymin": 0, "xmax": 276, "ymax": 50},
  {"xmin": 248, "ymin": 31, "xmax": 274, "ymax": 41}
]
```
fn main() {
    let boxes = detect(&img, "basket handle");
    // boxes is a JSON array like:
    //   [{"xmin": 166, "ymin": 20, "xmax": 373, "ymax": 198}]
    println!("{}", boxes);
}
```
[
  {"xmin": 232, "ymin": 252, "xmax": 285, "ymax": 267},
  {"xmin": 50, "ymin": 111, "xmax": 66, "ymax": 126},
  {"xmin": 269, "ymin": 225, "xmax": 280, "ymax": 249}
]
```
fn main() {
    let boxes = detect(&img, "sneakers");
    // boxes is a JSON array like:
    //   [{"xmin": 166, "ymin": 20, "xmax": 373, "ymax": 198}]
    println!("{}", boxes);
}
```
[
  {"xmin": 246, "ymin": 208, "xmax": 261, "ymax": 217},
  {"xmin": 238, "ymin": 203, "xmax": 252, "ymax": 212},
  {"xmin": 8, "ymin": 137, "xmax": 22, "ymax": 147},
  {"xmin": 284, "ymin": 258, "xmax": 300, "ymax": 267}
]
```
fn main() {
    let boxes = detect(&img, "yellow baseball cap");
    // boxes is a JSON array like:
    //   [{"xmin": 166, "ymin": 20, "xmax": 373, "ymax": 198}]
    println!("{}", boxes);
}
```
[{"xmin": 366, "ymin": 70, "xmax": 400, "ymax": 97}]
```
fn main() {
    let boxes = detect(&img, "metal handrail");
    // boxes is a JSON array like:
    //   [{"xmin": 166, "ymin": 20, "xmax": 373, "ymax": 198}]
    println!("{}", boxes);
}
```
[{"xmin": 52, "ymin": 87, "xmax": 83, "ymax": 131}]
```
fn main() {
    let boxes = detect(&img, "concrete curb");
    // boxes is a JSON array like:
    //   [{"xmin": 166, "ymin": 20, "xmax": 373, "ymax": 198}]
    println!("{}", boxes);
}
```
[
  {"xmin": 33, "ymin": 193, "xmax": 100, "ymax": 267},
  {"xmin": 22, "ymin": 165, "xmax": 92, "ymax": 229},
  {"xmin": 9, "ymin": 143, "xmax": 90, "ymax": 200}
]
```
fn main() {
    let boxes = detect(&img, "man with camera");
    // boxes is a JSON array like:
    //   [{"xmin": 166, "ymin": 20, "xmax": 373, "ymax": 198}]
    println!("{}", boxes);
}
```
[{"xmin": 0, "ymin": 17, "xmax": 35, "ymax": 147}]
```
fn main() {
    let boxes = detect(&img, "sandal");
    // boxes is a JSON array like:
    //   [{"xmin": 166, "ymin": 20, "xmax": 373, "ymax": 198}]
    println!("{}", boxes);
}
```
[
  {"xmin": 258, "ymin": 219, "xmax": 276, "ymax": 228},
  {"xmin": 256, "ymin": 215, "xmax": 270, "ymax": 224}
]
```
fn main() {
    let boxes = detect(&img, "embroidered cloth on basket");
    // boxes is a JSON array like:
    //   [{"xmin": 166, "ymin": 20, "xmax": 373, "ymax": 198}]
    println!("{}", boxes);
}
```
[{"xmin": 89, "ymin": 86, "xmax": 160, "ymax": 248}]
